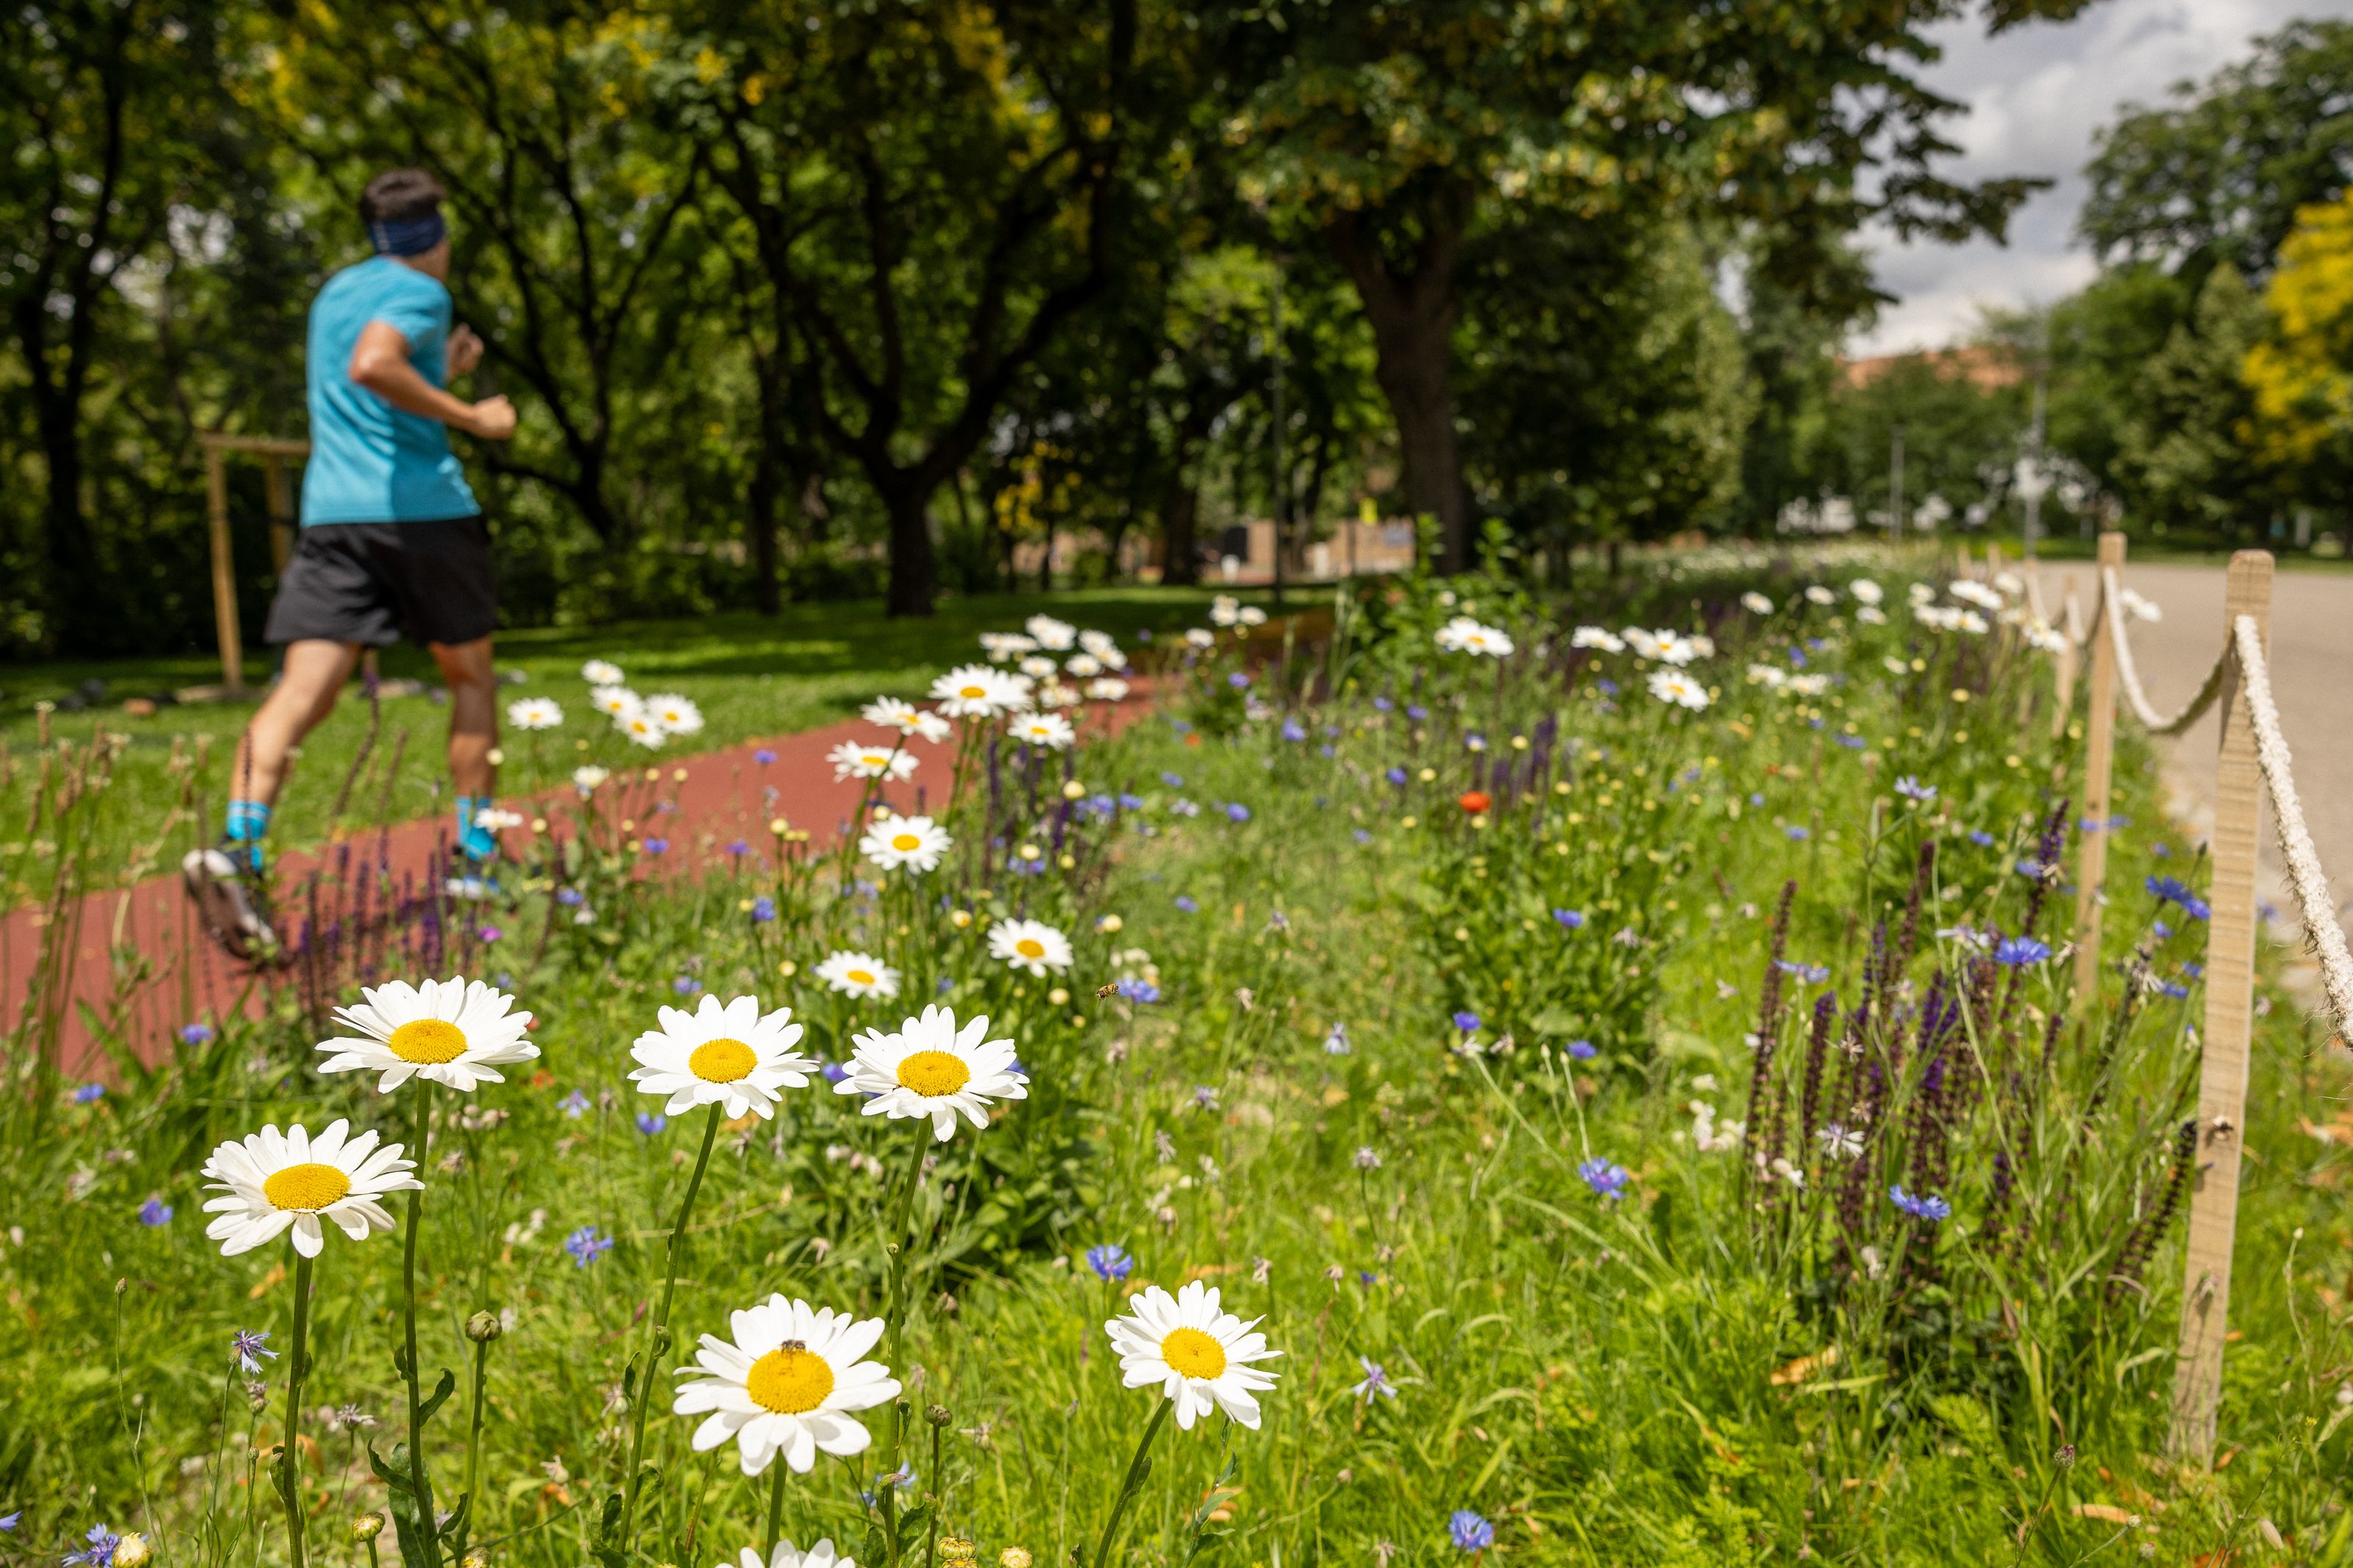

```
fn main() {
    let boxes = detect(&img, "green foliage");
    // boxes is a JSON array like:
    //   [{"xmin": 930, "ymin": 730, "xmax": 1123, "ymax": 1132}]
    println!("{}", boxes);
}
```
[{"xmin": 2113, "ymin": 265, "xmax": 2285, "ymax": 540}]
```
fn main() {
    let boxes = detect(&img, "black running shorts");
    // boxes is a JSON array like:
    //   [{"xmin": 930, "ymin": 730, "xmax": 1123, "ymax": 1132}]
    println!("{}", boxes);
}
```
[{"xmin": 263, "ymin": 517, "xmax": 498, "ymax": 648}]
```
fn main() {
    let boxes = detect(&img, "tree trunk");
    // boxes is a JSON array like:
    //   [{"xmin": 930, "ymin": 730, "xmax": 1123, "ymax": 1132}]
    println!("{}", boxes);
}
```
[
  {"xmin": 1160, "ymin": 470, "xmax": 1201, "ymax": 586},
  {"xmin": 881, "ymin": 479, "xmax": 940, "ymax": 616},
  {"xmin": 1325, "ymin": 201, "xmax": 1472, "ymax": 573},
  {"xmin": 746, "ymin": 441, "xmax": 782, "ymax": 616}
]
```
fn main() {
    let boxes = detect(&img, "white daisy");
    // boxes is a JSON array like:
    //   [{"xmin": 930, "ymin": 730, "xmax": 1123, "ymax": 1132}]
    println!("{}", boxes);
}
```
[
  {"xmin": 1647, "ymin": 669, "xmax": 1711, "ymax": 711},
  {"xmin": 573, "ymin": 764, "xmax": 610, "ymax": 793},
  {"xmin": 1064, "ymin": 653, "xmax": 1103, "ymax": 679},
  {"xmin": 201, "ymin": 1119, "xmax": 420, "ymax": 1259},
  {"xmin": 1210, "ymin": 595, "xmax": 1241, "ymax": 627},
  {"xmin": 1652, "ymin": 634, "xmax": 1702, "ymax": 667},
  {"xmin": 1079, "ymin": 629, "xmax": 1126, "ymax": 667},
  {"xmin": 1237, "ymin": 606, "xmax": 1267, "ymax": 626},
  {"xmin": 1949, "ymin": 579, "xmax": 2004, "ymax": 611},
  {"xmin": 1746, "ymin": 663, "xmax": 1788, "ymax": 690},
  {"xmin": 860, "ymin": 812, "xmax": 952, "ymax": 874},
  {"xmin": 988, "ymin": 917, "xmax": 1072, "ymax": 977},
  {"xmin": 930, "ymin": 665, "xmax": 1032, "ymax": 719},
  {"xmin": 1036, "ymin": 682, "xmax": 1079, "ymax": 710},
  {"xmin": 726, "ymin": 1540, "xmax": 856, "ymax": 1568},
  {"xmin": 1184, "ymin": 628, "xmax": 1216, "ymax": 649},
  {"xmin": 979, "ymin": 631, "xmax": 1038, "ymax": 662},
  {"xmin": 1025, "ymin": 614, "xmax": 1078, "ymax": 651},
  {"xmin": 1104, "ymin": 1281, "xmax": 1282, "ymax": 1431},
  {"xmin": 1804, "ymin": 584, "xmax": 1836, "ymax": 606},
  {"xmin": 1086, "ymin": 677, "xmax": 1131, "ymax": 702},
  {"xmin": 507, "ymin": 697, "xmax": 563, "ymax": 730},
  {"xmin": 832, "ymin": 1003, "xmax": 1026, "ymax": 1141},
  {"xmin": 647, "ymin": 692, "xmax": 704, "ymax": 735},
  {"xmin": 1857, "ymin": 604, "xmax": 1888, "ymax": 624},
  {"xmin": 861, "ymin": 696, "xmax": 920, "ymax": 733},
  {"xmin": 1433, "ymin": 617, "xmax": 1513, "ymax": 657},
  {"xmin": 471, "ymin": 806, "xmax": 525, "ymax": 831},
  {"xmin": 910, "ymin": 712, "xmax": 954, "ymax": 744},
  {"xmin": 582, "ymin": 659, "xmax": 624, "ymax": 685},
  {"xmin": 1740, "ymin": 592, "xmax": 1774, "ymax": 615},
  {"xmin": 1850, "ymin": 579, "xmax": 1885, "ymax": 606},
  {"xmin": 1011, "ymin": 712, "xmax": 1076, "ymax": 750},
  {"xmin": 1018, "ymin": 655, "xmax": 1058, "ymax": 679},
  {"xmin": 590, "ymin": 685, "xmax": 643, "ymax": 719},
  {"xmin": 1622, "ymin": 627, "xmax": 1665, "ymax": 659},
  {"xmin": 815, "ymin": 951, "xmax": 901, "ymax": 1000},
  {"xmin": 619, "ymin": 710, "xmax": 668, "ymax": 749},
  {"xmin": 829, "ymin": 741, "xmax": 916, "ymax": 781},
  {"xmin": 674, "ymin": 1297, "xmax": 900, "ymax": 1476},
  {"xmin": 1788, "ymin": 673, "xmax": 1831, "ymax": 697},
  {"xmin": 1571, "ymin": 626, "xmax": 1625, "ymax": 653},
  {"xmin": 315, "ymin": 975, "xmax": 538, "ymax": 1094},
  {"xmin": 628, "ymin": 993, "xmax": 816, "ymax": 1120}
]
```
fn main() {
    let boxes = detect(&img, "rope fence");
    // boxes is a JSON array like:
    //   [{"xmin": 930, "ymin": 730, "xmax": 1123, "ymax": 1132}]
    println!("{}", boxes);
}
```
[{"xmin": 1993, "ymin": 534, "xmax": 2353, "ymax": 1467}]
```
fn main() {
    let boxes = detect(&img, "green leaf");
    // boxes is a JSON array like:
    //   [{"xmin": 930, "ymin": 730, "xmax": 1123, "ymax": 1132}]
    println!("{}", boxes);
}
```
[
  {"xmin": 417, "ymin": 1367, "xmax": 458, "ymax": 1425},
  {"xmin": 863, "ymin": 1525, "xmax": 888, "ymax": 1567},
  {"xmin": 366, "ymin": 1442, "xmax": 439, "ymax": 1568},
  {"xmin": 590, "ymin": 1491, "xmax": 627, "ymax": 1568}
]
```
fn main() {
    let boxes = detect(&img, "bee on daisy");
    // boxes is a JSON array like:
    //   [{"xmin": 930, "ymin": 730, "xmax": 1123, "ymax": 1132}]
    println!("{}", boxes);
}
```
[
  {"xmin": 832, "ymin": 1004, "xmax": 1026, "ymax": 1142},
  {"xmin": 201, "ymin": 1120, "xmax": 420, "ymax": 1258},
  {"xmin": 673, "ymin": 1297, "xmax": 900, "ymax": 1475},
  {"xmin": 828, "ymin": 741, "xmax": 917, "ymax": 782},
  {"xmin": 646, "ymin": 692, "xmax": 704, "ymax": 735},
  {"xmin": 507, "ymin": 696, "xmax": 563, "ymax": 730},
  {"xmin": 859, "ymin": 812, "xmax": 952, "ymax": 874},
  {"xmin": 988, "ymin": 918, "xmax": 1072, "ymax": 977},
  {"xmin": 629, "ymin": 994, "xmax": 816, "ymax": 1120},
  {"xmin": 815, "ymin": 951, "xmax": 901, "ymax": 1000},
  {"xmin": 315, "ymin": 975, "xmax": 538, "ymax": 1095},
  {"xmin": 1105, "ymin": 1281, "xmax": 1282, "ymax": 1430}
]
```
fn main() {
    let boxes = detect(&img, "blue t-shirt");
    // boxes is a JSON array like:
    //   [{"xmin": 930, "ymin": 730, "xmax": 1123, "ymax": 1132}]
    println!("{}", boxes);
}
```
[{"xmin": 300, "ymin": 257, "xmax": 480, "ymax": 525}]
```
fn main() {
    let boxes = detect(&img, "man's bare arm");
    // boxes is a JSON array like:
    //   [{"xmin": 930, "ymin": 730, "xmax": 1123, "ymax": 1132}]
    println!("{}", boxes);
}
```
[{"xmin": 349, "ymin": 321, "xmax": 514, "ymax": 440}]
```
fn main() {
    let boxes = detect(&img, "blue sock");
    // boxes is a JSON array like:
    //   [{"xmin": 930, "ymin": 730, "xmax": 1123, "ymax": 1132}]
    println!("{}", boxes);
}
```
[
  {"xmin": 223, "ymin": 799, "xmax": 271, "ymax": 873},
  {"xmin": 455, "ymin": 795, "xmax": 499, "ymax": 862}
]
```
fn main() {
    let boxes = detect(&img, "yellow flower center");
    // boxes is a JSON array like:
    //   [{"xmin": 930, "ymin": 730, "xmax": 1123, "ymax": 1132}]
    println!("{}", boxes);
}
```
[
  {"xmin": 896, "ymin": 1050, "xmax": 971, "ymax": 1098},
  {"xmin": 891, "ymin": 833, "xmax": 922, "ymax": 853},
  {"xmin": 263, "ymin": 1162, "xmax": 352, "ymax": 1212},
  {"xmin": 387, "ymin": 1019, "xmax": 468, "ymax": 1064},
  {"xmin": 746, "ymin": 1345, "xmax": 835, "ymax": 1414},
  {"xmin": 958, "ymin": 684, "xmax": 988, "ymax": 700},
  {"xmin": 845, "ymin": 969, "xmax": 876, "ymax": 987},
  {"xmin": 688, "ymin": 1038, "xmax": 758, "ymax": 1083},
  {"xmin": 864, "ymin": 754, "xmax": 888, "ymax": 767},
  {"xmin": 1015, "ymin": 938, "xmax": 1046, "ymax": 959},
  {"xmin": 1160, "ymin": 1326, "xmax": 1227, "ymax": 1381}
]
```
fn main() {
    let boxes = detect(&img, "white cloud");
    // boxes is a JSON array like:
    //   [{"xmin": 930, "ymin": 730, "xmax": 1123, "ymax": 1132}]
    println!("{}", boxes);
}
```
[{"xmin": 1851, "ymin": 0, "xmax": 2340, "ymax": 355}]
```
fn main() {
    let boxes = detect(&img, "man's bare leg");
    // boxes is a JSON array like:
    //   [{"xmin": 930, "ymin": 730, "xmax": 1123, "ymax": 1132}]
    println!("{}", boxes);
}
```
[
  {"xmin": 185, "ymin": 638, "xmax": 360, "ymax": 959},
  {"xmin": 431, "ymin": 636, "xmax": 500, "ymax": 859}
]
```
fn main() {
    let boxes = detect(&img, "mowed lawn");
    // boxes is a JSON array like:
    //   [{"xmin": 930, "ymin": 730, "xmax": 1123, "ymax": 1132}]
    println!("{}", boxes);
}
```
[{"xmin": 0, "ymin": 589, "xmax": 1249, "ymax": 901}]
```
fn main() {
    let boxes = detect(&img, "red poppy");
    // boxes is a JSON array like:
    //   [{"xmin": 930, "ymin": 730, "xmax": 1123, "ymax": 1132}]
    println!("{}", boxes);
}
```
[{"xmin": 1458, "ymin": 791, "xmax": 1491, "ymax": 815}]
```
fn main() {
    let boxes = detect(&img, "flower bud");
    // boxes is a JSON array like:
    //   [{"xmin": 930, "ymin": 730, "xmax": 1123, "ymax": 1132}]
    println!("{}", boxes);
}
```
[
  {"xmin": 353, "ymin": 1511, "xmax": 386, "ymax": 1542},
  {"xmin": 1001, "ymin": 1551, "xmax": 1033, "ymax": 1568},
  {"xmin": 113, "ymin": 1533, "xmax": 153, "ymax": 1567},
  {"xmin": 465, "ymin": 1310, "xmax": 502, "ymax": 1343},
  {"xmin": 926, "ymin": 1404, "xmax": 953, "ymax": 1428}
]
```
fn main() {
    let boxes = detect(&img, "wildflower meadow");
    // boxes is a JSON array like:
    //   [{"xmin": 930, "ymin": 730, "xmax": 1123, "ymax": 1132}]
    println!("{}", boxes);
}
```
[{"xmin": 2, "ymin": 545, "xmax": 2348, "ymax": 1568}]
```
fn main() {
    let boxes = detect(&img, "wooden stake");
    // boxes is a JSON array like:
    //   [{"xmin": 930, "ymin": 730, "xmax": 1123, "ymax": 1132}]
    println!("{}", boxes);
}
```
[
  {"xmin": 202, "ymin": 437, "xmax": 245, "ymax": 693},
  {"xmin": 2168, "ymin": 549, "xmax": 2274, "ymax": 1464},
  {"xmin": 263, "ymin": 454, "xmax": 294, "ymax": 576},
  {"xmin": 2051, "ymin": 575, "xmax": 2080, "ymax": 740},
  {"xmin": 2071, "ymin": 531, "xmax": 2126, "ymax": 1003}
]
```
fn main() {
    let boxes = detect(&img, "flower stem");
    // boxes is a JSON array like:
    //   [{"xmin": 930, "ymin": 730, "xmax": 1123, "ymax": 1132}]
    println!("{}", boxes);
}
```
[
  {"xmin": 279, "ymin": 1250, "xmax": 315, "ymax": 1568},
  {"xmin": 881, "ymin": 1133, "xmax": 932, "ymax": 1567},
  {"xmin": 619, "ymin": 1101, "xmax": 725, "ymax": 1551},
  {"xmin": 1091, "ymin": 1400, "xmax": 1172, "ymax": 1568},
  {"xmin": 763, "ymin": 1457, "xmax": 788, "ymax": 1560},
  {"xmin": 401, "ymin": 1084, "xmax": 442, "ymax": 1568},
  {"xmin": 451, "ymin": 1329, "xmax": 493, "ymax": 1564}
]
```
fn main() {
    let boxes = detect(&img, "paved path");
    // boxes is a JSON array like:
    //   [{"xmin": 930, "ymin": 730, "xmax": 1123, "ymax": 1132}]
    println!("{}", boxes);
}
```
[{"xmin": 2032, "ymin": 559, "xmax": 2353, "ymax": 930}]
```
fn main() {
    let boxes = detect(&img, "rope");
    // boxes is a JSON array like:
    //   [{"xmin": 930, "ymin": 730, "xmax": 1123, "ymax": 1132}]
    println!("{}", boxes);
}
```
[
  {"xmin": 2104, "ymin": 567, "xmax": 2230, "ymax": 736},
  {"xmin": 2234, "ymin": 614, "xmax": 2353, "ymax": 1045}
]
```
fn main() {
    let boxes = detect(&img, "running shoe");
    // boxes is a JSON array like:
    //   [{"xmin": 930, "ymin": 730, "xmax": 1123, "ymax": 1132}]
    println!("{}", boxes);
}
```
[{"xmin": 181, "ymin": 843, "xmax": 278, "ymax": 963}]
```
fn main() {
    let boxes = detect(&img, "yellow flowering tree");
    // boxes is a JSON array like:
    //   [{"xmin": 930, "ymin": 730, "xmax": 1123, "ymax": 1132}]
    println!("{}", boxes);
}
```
[{"xmin": 2245, "ymin": 192, "xmax": 2353, "ymax": 468}]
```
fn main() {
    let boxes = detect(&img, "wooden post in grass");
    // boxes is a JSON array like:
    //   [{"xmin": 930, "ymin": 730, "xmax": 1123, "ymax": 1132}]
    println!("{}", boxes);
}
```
[
  {"xmin": 201, "ymin": 436, "xmax": 246, "ymax": 694},
  {"xmin": 2168, "ymin": 549, "xmax": 2274, "ymax": 1466},
  {"xmin": 2071, "ymin": 532, "xmax": 2127, "ymax": 1002},
  {"xmin": 2050, "ymin": 576, "xmax": 2081, "ymax": 739}
]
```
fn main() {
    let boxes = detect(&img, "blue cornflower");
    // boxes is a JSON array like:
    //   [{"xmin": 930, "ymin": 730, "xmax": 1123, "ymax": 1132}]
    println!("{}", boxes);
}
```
[
  {"xmin": 64, "ymin": 1524, "xmax": 121, "ymax": 1566},
  {"xmin": 1407, "ymin": 704, "xmax": 1429, "ymax": 721},
  {"xmin": 559, "ymin": 1089, "xmax": 591, "ymax": 1119},
  {"xmin": 821, "ymin": 1060, "xmax": 849, "ymax": 1084},
  {"xmin": 1967, "ymin": 830, "xmax": 1996, "ymax": 848},
  {"xmin": 1373, "ymin": 695, "xmax": 1395, "ymax": 712},
  {"xmin": 1774, "ymin": 959, "xmax": 1832, "ymax": 984},
  {"xmin": 1227, "ymin": 671, "xmax": 1252, "ymax": 690},
  {"xmin": 1464, "ymin": 733, "xmax": 1487, "ymax": 753},
  {"xmin": 641, "ymin": 837, "xmax": 670, "ymax": 856},
  {"xmin": 72, "ymin": 1084, "xmax": 104, "ymax": 1104},
  {"xmin": 726, "ymin": 838, "xmax": 751, "ymax": 856},
  {"xmin": 1224, "ymin": 803, "xmax": 1252, "ymax": 823},
  {"xmin": 636, "ymin": 1111, "xmax": 668, "ymax": 1136},
  {"xmin": 1119, "ymin": 792, "xmax": 1144, "ymax": 810},
  {"xmin": 2183, "ymin": 961, "xmax": 2204, "ymax": 978},
  {"xmin": 0, "ymin": 1510, "xmax": 16, "ymax": 1531},
  {"xmin": 1565, "ymin": 1039, "xmax": 1597, "ymax": 1061},
  {"xmin": 2015, "ymin": 858, "xmax": 2046, "ymax": 878},
  {"xmin": 1385, "ymin": 765, "xmax": 1409, "ymax": 785},
  {"xmin": 231, "ymin": 1328, "xmax": 276, "ymax": 1373},
  {"xmin": 1452, "ymin": 1011, "xmax": 1482, "ymax": 1033},
  {"xmin": 1596, "ymin": 679, "xmax": 1619, "ymax": 697},
  {"xmin": 1352, "ymin": 1357, "xmax": 1398, "ymax": 1403},
  {"xmin": 2157, "ymin": 981, "xmax": 2190, "ymax": 1000},
  {"xmin": 2146, "ymin": 876, "xmax": 2211, "ymax": 920},
  {"xmin": 137, "ymin": 1198, "xmax": 171, "ymax": 1228},
  {"xmin": 755, "ymin": 748, "xmax": 777, "ymax": 765},
  {"xmin": 1893, "ymin": 776, "xmax": 1936, "ymax": 801},
  {"xmin": 179, "ymin": 1023, "xmax": 215, "ymax": 1047},
  {"xmin": 750, "ymin": 897, "xmax": 777, "ymax": 923},
  {"xmin": 1577, "ymin": 1158, "xmax": 1630, "ymax": 1201},
  {"xmin": 1889, "ymin": 1184, "xmax": 1951, "ymax": 1222},
  {"xmin": 1835, "ymin": 734, "xmax": 1866, "ymax": 750},
  {"xmin": 1280, "ymin": 717, "xmax": 1307, "ymax": 742},
  {"xmin": 565, "ymin": 1226, "xmax": 615, "ymax": 1267},
  {"xmin": 1115, "ymin": 977, "xmax": 1162, "ymax": 1004},
  {"xmin": 671, "ymin": 975, "xmax": 701, "ymax": 995},
  {"xmin": 1992, "ymin": 936, "xmax": 2052, "ymax": 967},
  {"xmin": 1353, "ymin": 828, "xmax": 1374, "ymax": 845},
  {"xmin": 1449, "ymin": 1510, "xmax": 1495, "ymax": 1552},
  {"xmin": 1552, "ymin": 908, "xmax": 1585, "ymax": 930},
  {"xmin": 1324, "ymin": 1023, "xmax": 1352, "ymax": 1055},
  {"xmin": 1784, "ymin": 826, "xmax": 1810, "ymax": 842},
  {"xmin": 556, "ymin": 886, "xmax": 585, "ymax": 906},
  {"xmin": 1749, "ymin": 792, "xmax": 1765, "ymax": 806},
  {"xmin": 1085, "ymin": 1244, "xmax": 1134, "ymax": 1283},
  {"xmin": 2153, "ymin": 919, "xmax": 2174, "ymax": 939},
  {"xmin": 1191, "ymin": 1085, "xmax": 1219, "ymax": 1110},
  {"xmin": 1174, "ymin": 895, "xmax": 1199, "ymax": 913}
]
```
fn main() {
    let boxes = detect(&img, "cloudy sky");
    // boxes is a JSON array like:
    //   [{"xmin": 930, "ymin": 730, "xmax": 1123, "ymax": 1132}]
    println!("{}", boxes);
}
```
[{"xmin": 1853, "ymin": 0, "xmax": 2350, "ymax": 355}]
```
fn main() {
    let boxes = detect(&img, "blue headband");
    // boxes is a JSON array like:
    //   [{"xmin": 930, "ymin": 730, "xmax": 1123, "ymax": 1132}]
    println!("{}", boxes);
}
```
[{"xmin": 368, "ymin": 211, "xmax": 446, "ymax": 257}]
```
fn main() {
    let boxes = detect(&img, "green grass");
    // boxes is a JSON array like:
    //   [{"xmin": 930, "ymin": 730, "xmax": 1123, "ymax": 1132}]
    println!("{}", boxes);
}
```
[
  {"xmin": 0, "ymin": 557, "xmax": 2343, "ymax": 1567},
  {"xmin": 0, "ymin": 589, "xmax": 1252, "ymax": 901}
]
